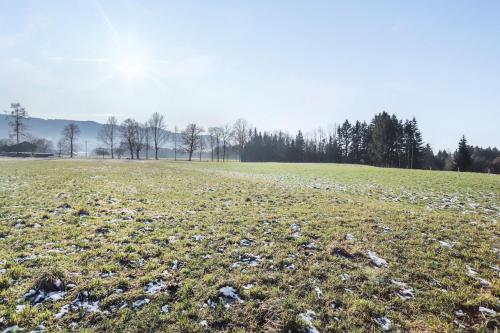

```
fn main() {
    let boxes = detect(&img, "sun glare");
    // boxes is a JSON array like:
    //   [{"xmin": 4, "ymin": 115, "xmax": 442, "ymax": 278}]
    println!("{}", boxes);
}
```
[{"xmin": 113, "ymin": 57, "xmax": 147, "ymax": 80}]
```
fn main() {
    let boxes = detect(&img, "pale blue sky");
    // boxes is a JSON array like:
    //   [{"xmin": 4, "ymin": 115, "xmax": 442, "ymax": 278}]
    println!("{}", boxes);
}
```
[{"xmin": 1, "ymin": 0, "xmax": 499, "ymax": 150}]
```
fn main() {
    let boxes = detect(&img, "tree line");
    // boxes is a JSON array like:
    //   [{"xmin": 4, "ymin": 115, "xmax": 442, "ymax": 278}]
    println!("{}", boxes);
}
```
[
  {"xmin": 2, "ymin": 103, "xmax": 499, "ymax": 173},
  {"xmin": 94, "ymin": 115, "xmax": 249, "ymax": 162},
  {"xmin": 242, "ymin": 111, "xmax": 499, "ymax": 173}
]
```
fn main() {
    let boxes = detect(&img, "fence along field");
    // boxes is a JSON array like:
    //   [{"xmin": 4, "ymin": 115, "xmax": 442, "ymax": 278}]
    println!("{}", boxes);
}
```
[{"xmin": 0, "ymin": 159, "xmax": 498, "ymax": 332}]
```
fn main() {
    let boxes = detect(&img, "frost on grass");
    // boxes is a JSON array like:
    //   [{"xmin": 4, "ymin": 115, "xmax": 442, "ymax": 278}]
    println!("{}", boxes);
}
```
[
  {"xmin": 465, "ymin": 265, "xmax": 492, "ymax": 288},
  {"xmin": 2, "ymin": 325, "xmax": 21, "ymax": 333},
  {"xmin": 291, "ymin": 223, "xmax": 301, "ymax": 238},
  {"xmin": 304, "ymin": 242, "xmax": 317, "ymax": 250},
  {"xmin": 299, "ymin": 310, "xmax": 320, "ymax": 333},
  {"xmin": 230, "ymin": 253, "xmax": 261, "ymax": 269},
  {"xmin": 367, "ymin": 250, "xmax": 388, "ymax": 267},
  {"xmin": 391, "ymin": 280, "xmax": 415, "ymax": 300},
  {"xmin": 314, "ymin": 287, "xmax": 323, "ymax": 299},
  {"xmin": 144, "ymin": 280, "xmax": 166, "ymax": 295},
  {"xmin": 374, "ymin": 317, "xmax": 392, "ymax": 331},
  {"xmin": 240, "ymin": 238, "xmax": 255, "ymax": 246},
  {"xmin": 437, "ymin": 240, "xmax": 454, "ymax": 248},
  {"xmin": 55, "ymin": 291, "xmax": 100, "ymax": 319},
  {"xmin": 132, "ymin": 298, "xmax": 150, "ymax": 309},
  {"xmin": 478, "ymin": 306, "xmax": 497, "ymax": 316},
  {"xmin": 206, "ymin": 286, "xmax": 244, "ymax": 309}
]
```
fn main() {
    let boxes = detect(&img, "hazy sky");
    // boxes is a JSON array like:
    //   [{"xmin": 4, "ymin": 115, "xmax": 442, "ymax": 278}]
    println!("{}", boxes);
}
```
[{"xmin": 1, "ymin": 0, "xmax": 499, "ymax": 150}]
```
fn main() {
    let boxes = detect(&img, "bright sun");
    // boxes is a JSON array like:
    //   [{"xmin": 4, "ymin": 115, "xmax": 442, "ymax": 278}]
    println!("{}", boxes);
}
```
[{"xmin": 113, "ymin": 57, "xmax": 147, "ymax": 80}]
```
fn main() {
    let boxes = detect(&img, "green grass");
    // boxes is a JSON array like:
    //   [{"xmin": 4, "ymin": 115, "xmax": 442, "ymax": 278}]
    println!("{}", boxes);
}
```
[{"xmin": 0, "ymin": 159, "xmax": 498, "ymax": 332}]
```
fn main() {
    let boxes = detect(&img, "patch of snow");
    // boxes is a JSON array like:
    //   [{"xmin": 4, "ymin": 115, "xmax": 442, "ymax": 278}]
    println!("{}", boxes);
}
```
[
  {"xmin": 193, "ymin": 235, "xmax": 205, "ymax": 241},
  {"xmin": 2, "ymin": 325, "xmax": 22, "ymax": 333},
  {"xmin": 374, "ymin": 317, "xmax": 392, "ymax": 331},
  {"xmin": 230, "ymin": 254, "xmax": 261, "ymax": 269},
  {"xmin": 476, "ymin": 277, "xmax": 492, "ymax": 288},
  {"xmin": 304, "ymin": 242, "xmax": 317, "ymax": 250},
  {"xmin": 145, "ymin": 280, "xmax": 166, "ymax": 295},
  {"xmin": 391, "ymin": 280, "xmax": 415, "ymax": 300},
  {"xmin": 54, "ymin": 291, "xmax": 100, "ymax": 319},
  {"xmin": 132, "ymin": 298, "xmax": 150, "ymax": 309},
  {"xmin": 161, "ymin": 305, "xmax": 170, "ymax": 313},
  {"xmin": 478, "ymin": 307, "xmax": 496, "ymax": 316},
  {"xmin": 368, "ymin": 250, "xmax": 388, "ymax": 267},
  {"xmin": 466, "ymin": 266, "xmax": 491, "ymax": 287},
  {"xmin": 219, "ymin": 286, "xmax": 243, "ymax": 306},
  {"xmin": 437, "ymin": 240, "xmax": 453, "ymax": 248},
  {"xmin": 204, "ymin": 299, "xmax": 217, "ymax": 308},
  {"xmin": 24, "ymin": 289, "xmax": 66, "ymax": 305},
  {"xmin": 345, "ymin": 233, "xmax": 354, "ymax": 241},
  {"xmin": 466, "ymin": 265, "xmax": 477, "ymax": 277},
  {"xmin": 28, "ymin": 324, "xmax": 45, "ymax": 333},
  {"xmin": 54, "ymin": 304, "xmax": 70, "ymax": 319},
  {"xmin": 240, "ymin": 239, "xmax": 255, "ymax": 246},
  {"xmin": 100, "ymin": 272, "xmax": 115, "ymax": 278},
  {"xmin": 299, "ymin": 310, "xmax": 319, "ymax": 333},
  {"xmin": 314, "ymin": 287, "xmax": 323, "ymax": 299}
]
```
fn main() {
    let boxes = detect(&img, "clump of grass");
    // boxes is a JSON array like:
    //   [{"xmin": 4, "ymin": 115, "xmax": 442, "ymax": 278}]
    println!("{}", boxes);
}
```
[
  {"xmin": 35, "ymin": 269, "xmax": 66, "ymax": 292},
  {"xmin": 75, "ymin": 207, "xmax": 90, "ymax": 217}
]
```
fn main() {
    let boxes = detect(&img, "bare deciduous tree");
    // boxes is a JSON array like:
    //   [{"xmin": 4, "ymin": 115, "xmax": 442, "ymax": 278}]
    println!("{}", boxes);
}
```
[
  {"xmin": 62, "ymin": 122, "xmax": 80, "ymax": 158},
  {"xmin": 115, "ymin": 143, "xmax": 127, "ymax": 159},
  {"xmin": 221, "ymin": 124, "xmax": 234, "ymax": 162},
  {"xmin": 144, "ymin": 124, "xmax": 151, "ymax": 160},
  {"xmin": 134, "ymin": 123, "xmax": 146, "ymax": 159},
  {"xmin": 97, "ymin": 116, "xmax": 118, "ymax": 158},
  {"xmin": 208, "ymin": 127, "xmax": 217, "ymax": 161},
  {"xmin": 233, "ymin": 118, "xmax": 249, "ymax": 162},
  {"xmin": 173, "ymin": 126, "xmax": 179, "ymax": 161},
  {"xmin": 26, "ymin": 135, "xmax": 52, "ymax": 155},
  {"xmin": 199, "ymin": 135, "xmax": 205, "ymax": 161},
  {"xmin": 148, "ymin": 112, "xmax": 168, "ymax": 160},
  {"xmin": 5, "ymin": 103, "xmax": 29, "ymax": 150},
  {"xmin": 56, "ymin": 138, "xmax": 66, "ymax": 158},
  {"xmin": 120, "ymin": 118, "xmax": 138, "ymax": 159},
  {"xmin": 182, "ymin": 123, "xmax": 203, "ymax": 161},
  {"xmin": 209, "ymin": 127, "xmax": 222, "ymax": 161}
]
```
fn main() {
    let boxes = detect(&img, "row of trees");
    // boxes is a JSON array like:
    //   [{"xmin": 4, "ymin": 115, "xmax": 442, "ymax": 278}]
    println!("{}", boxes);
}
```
[
  {"xmin": 95, "ymin": 114, "xmax": 250, "ymax": 162},
  {"xmin": 242, "ymin": 112, "xmax": 499, "ymax": 173},
  {"xmin": 97, "ymin": 113, "xmax": 169, "ymax": 160},
  {"xmin": 3, "ymin": 103, "xmax": 499, "ymax": 172},
  {"xmin": 243, "ymin": 112, "xmax": 428, "ymax": 168}
]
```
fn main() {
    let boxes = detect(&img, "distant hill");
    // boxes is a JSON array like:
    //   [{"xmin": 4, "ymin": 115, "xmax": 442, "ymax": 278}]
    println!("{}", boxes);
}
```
[
  {"xmin": 0, "ymin": 116, "xmax": 202, "ymax": 153},
  {"xmin": 0, "ymin": 115, "xmax": 103, "ymax": 151}
]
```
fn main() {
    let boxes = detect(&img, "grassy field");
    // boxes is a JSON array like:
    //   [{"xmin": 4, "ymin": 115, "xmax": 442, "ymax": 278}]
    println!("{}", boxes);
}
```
[{"xmin": 0, "ymin": 159, "xmax": 498, "ymax": 332}]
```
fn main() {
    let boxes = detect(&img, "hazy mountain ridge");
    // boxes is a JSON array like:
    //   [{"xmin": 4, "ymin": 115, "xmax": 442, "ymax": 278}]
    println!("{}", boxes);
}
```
[{"xmin": 0, "ymin": 116, "xmax": 186, "ymax": 151}]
